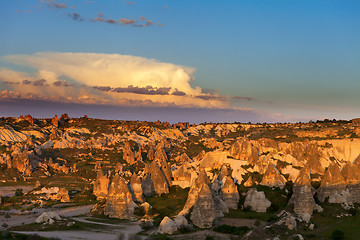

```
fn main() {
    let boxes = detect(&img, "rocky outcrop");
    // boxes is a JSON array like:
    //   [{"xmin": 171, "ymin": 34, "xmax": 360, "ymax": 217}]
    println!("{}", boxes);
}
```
[
  {"xmin": 244, "ymin": 176, "xmax": 254, "ymax": 187},
  {"xmin": 260, "ymin": 163, "xmax": 287, "ymax": 189},
  {"xmin": 288, "ymin": 167, "xmax": 316, "ymax": 222},
  {"xmin": 51, "ymin": 188, "xmax": 70, "ymax": 202},
  {"xmin": 141, "ymin": 175, "xmax": 155, "ymax": 197},
  {"xmin": 172, "ymin": 164, "xmax": 192, "ymax": 188},
  {"xmin": 229, "ymin": 138, "xmax": 259, "ymax": 164},
  {"xmin": 190, "ymin": 184, "xmax": 217, "ymax": 228},
  {"xmin": 129, "ymin": 173, "xmax": 144, "ymax": 203},
  {"xmin": 123, "ymin": 141, "xmax": 135, "ymax": 165},
  {"xmin": 317, "ymin": 163, "xmax": 346, "ymax": 203},
  {"xmin": 174, "ymin": 153, "xmax": 193, "ymax": 164},
  {"xmin": 180, "ymin": 169, "xmax": 210, "ymax": 215},
  {"xmin": 104, "ymin": 174, "xmax": 138, "ymax": 219},
  {"xmin": 244, "ymin": 188, "xmax": 271, "ymax": 213},
  {"xmin": 148, "ymin": 161, "xmax": 169, "ymax": 195},
  {"xmin": 221, "ymin": 176, "xmax": 240, "ymax": 209},
  {"xmin": 158, "ymin": 217, "xmax": 178, "ymax": 234},
  {"xmin": 93, "ymin": 170, "xmax": 110, "ymax": 200}
]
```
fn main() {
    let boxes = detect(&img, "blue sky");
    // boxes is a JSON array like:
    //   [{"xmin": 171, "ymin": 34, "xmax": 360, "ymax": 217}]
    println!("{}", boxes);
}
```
[{"xmin": 0, "ymin": 0, "xmax": 359, "ymax": 123}]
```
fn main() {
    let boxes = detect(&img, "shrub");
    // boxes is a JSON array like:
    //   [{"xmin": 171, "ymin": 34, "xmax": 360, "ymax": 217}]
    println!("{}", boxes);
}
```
[
  {"xmin": 348, "ymin": 208, "xmax": 358, "ymax": 216},
  {"xmin": 213, "ymin": 224, "xmax": 250, "ymax": 235},
  {"xmin": 331, "ymin": 230, "xmax": 344, "ymax": 240},
  {"xmin": 15, "ymin": 188, "xmax": 24, "ymax": 197}
]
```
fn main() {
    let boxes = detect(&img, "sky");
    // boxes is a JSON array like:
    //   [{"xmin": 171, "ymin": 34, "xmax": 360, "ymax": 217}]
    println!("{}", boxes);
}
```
[{"xmin": 0, "ymin": 0, "xmax": 359, "ymax": 123}]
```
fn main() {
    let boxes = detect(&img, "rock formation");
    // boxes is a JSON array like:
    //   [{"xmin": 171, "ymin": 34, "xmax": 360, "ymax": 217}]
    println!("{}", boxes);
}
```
[
  {"xmin": 190, "ymin": 184, "xmax": 217, "ymax": 228},
  {"xmin": 288, "ymin": 167, "xmax": 316, "ymax": 222},
  {"xmin": 317, "ymin": 163, "xmax": 346, "ymax": 203},
  {"xmin": 244, "ymin": 188, "xmax": 271, "ymax": 212},
  {"xmin": 148, "ymin": 161, "xmax": 169, "ymax": 195},
  {"xmin": 158, "ymin": 216, "xmax": 178, "ymax": 234},
  {"xmin": 172, "ymin": 164, "xmax": 192, "ymax": 188},
  {"xmin": 141, "ymin": 174, "xmax": 155, "ymax": 197},
  {"xmin": 260, "ymin": 163, "xmax": 287, "ymax": 188},
  {"xmin": 93, "ymin": 170, "xmax": 110, "ymax": 200},
  {"xmin": 229, "ymin": 138, "xmax": 259, "ymax": 164},
  {"xmin": 221, "ymin": 176, "xmax": 240, "ymax": 209},
  {"xmin": 129, "ymin": 173, "xmax": 144, "ymax": 203},
  {"xmin": 104, "ymin": 174, "xmax": 138, "ymax": 219},
  {"xmin": 123, "ymin": 141, "xmax": 135, "ymax": 165}
]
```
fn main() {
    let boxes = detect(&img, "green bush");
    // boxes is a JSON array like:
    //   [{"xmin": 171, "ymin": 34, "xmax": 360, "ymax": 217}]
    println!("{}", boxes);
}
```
[
  {"xmin": 213, "ymin": 224, "xmax": 250, "ymax": 235},
  {"xmin": 331, "ymin": 229, "xmax": 344, "ymax": 240},
  {"xmin": 15, "ymin": 188, "xmax": 23, "ymax": 197}
]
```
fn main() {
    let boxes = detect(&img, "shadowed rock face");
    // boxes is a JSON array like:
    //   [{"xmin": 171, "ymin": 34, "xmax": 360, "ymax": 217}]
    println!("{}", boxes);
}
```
[
  {"xmin": 104, "ymin": 174, "xmax": 138, "ymax": 219},
  {"xmin": 244, "ymin": 188, "xmax": 271, "ymax": 213},
  {"xmin": 317, "ymin": 163, "xmax": 345, "ymax": 203},
  {"xmin": 341, "ymin": 162, "xmax": 360, "ymax": 203},
  {"xmin": 141, "ymin": 174, "xmax": 155, "ymax": 197},
  {"xmin": 260, "ymin": 163, "xmax": 287, "ymax": 189},
  {"xmin": 190, "ymin": 184, "xmax": 217, "ymax": 228},
  {"xmin": 93, "ymin": 170, "xmax": 110, "ymax": 200},
  {"xmin": 229, "ymin": 138, "xmax": 259, "ymax": 164},
  {"xmin": 288, "ymin": 167, "xmax": 316, "ymax": 222}
]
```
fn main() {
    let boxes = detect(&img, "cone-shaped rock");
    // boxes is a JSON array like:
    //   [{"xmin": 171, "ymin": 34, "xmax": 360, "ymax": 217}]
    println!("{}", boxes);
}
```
[
  {"xmin": 130, "ymin": 173, "xmax": 144, "ymax": 203},
  {"xmin": 260, "ymin": 163, "xmax": 287, "ymax": 189},
  {"xmin": 229, "ymin": 138, "xmax": 259, "ymax": 164},
  {"xmin": 244, "ymin": 188, "xmax": 271, "ymax": 213},
  {"xmin": 93, "ymin": 170, "xmax": 110, "ymax": 200},
  {"xmin": 288, "ymin": 167, "xmax": 316, "ymax": 222},
  {"xmin": 149, "ymin": 161, "xmax": 170, "ymax": 195},
  {"xmin": 104, "ymin": 174, "xmax": 138, "ymax": 219},
  {"xmin": 317, "ymin": 163, "xmax": 345, "ymax": 202},
  {"xmin": 221, "ymin": 176, "xmax": 240, "ymax": 209},
  {"xmin": 190, "ymin": 184, "xmax": 217, "ymax": 228}
]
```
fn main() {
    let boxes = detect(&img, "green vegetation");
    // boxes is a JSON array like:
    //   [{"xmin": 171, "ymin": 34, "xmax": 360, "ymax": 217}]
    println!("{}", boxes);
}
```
[
  {"xmin": 146, "ymin": 186, "xmax": 189, "ymax": 225},
  {"xmin": 213, "ymin": 224, "xmax": 250, "ymax": 235},
  {"xmin": 225, "ymin": 208, "xmax": 275, "ymax": 222},
  {"xmin": 0, "ymin": 231, "xmax": 49, "ymax": 240}
]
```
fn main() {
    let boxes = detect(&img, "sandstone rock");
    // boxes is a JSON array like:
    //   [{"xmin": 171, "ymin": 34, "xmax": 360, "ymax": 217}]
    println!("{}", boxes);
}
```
[
  {"xmin": 174, "ymin": 215, "xmax": 188, "ymax": 228},
  {"xmin": 244, "ymin": 176, "xmax": 254, "ymax": 187},
  {"xmin": 123, "ymin": 141, "xmax": 135, "ymax": 165},
  {"xmin": 158, "ymin": 216, "xmax": 178, "ymax": 234},
  {"xmin": 317, "ymin": 163, "xmax": 346, "ymax": 202},
  {"xmin": 244, "ymin": 188, "xmax": 271, "ymax": 212},
  {"xmin": 288, "ymin": 167, "xmax": 316, "ymax": 222},
  {"xmin": 190, "ymin": 184, "xmax": 217, "ymax": 228},
  {"xmin": 104, "ymin": 174, "xmax": 138, "ymax": 219},
  {"xmin": 93, "ymin": 170, "xmax": 110, "ymax": 200},
  {"xmin": 148, "ymin": 161, "xmax": 169, "ymax": 195},
  {"xmin": 51, "ymin": 188, "xmax": 70, "ymax": 202},
  {"xmin": 276, "ymin": 211, "xmax": 297, "ymax": 230},
  {"xmin": 221, "ymin": 176, "xmax": 240, "ymax": 209},
  {"xmin": 193, "ymin": 150, "xmax": 206, "ymax": 162},
  {"xmin": 260, "ymin": 163, "xmax": 287, "ymax": 189},
  {"xmin": 229, "ymin": 138, "xmax": 259, "ymax": 164},
  {"xmin": 172, "ymin": 164, "xmax": 192, "ymax": 188},
  {"xmin": 51, "ymin": 115, "xmax": 59, "ymax": 127},
  {"xmin": 180, "ymin": 169, "xmax": 210, "ymax": 215},
  {"xmin": 154, "ymin": 145, "xmax": 168, "ymax": 162},
  {"xmin": 146, "ymin": 144, "xmax": 155, "ymax": 161},
  {"xmin": 341, "ymin": 162, "xmax": 360, "ymax": 185},
  {"xmin": 174, "ymin": 153, "xmax": 193, "ymax": 164},
  {"xmin": 141, "ymin": 174, "xmax": 155, "ymax": 197},
  {"xmin": 140, "ymin": 202, "xmax": 151, "ymax": 213},
  {"xmin": 130, "ymin": 173, "xmax": 144, "ymax": 203}
]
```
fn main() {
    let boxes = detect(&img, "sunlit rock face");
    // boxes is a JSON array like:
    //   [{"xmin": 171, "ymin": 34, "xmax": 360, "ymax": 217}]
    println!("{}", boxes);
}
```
[
  {"xmin": 148, "ymin": 161, "xmax": 170, "ymax": 195},
  {"xmin": 229, "ymin": 138, "xmax": 259, "ymax": 164},
  {"xmin": 317, "ymin": 163, "xmax": 346, "ymax": 203},
  {"xmin": 172, "ymin": 164, "xmax": 193, "ymax": 189},
  {"xmin": 221, "ymin": 176, "xmax": 240, "ymax": 209},
  {"xmin": 93, "ymin": 170, "xmax": 110, "ymax": 200},
  {"xmin": 244, "ymin": 188, "xmax": 271, "ymax": 213},
  {"xmin": 288, "ymin": 167, "xmax": 316, "ymax": 222},
  {"xmin": 260, "ymin": 163, "xmax": 287, "ymax": 189},
  {"xmin": 104, "ymin": 174, "xmax": 138, "ymax": 219},
  {"xmin": 180, "ymin": 169, "xmax": 210, "ymax": 215},
  {"xmin": 123, "ymin": 140, "xmax": 135, "ymax": 165},
  {"xmin": 129, "ymin": 173, "xmax": 144, "ymax": 203}
]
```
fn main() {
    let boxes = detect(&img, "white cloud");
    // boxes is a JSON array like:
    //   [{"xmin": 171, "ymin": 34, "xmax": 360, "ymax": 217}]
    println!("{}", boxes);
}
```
[{"xmin": 4, "ymin": 52, "xmax": 201, "ymax": 95}]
